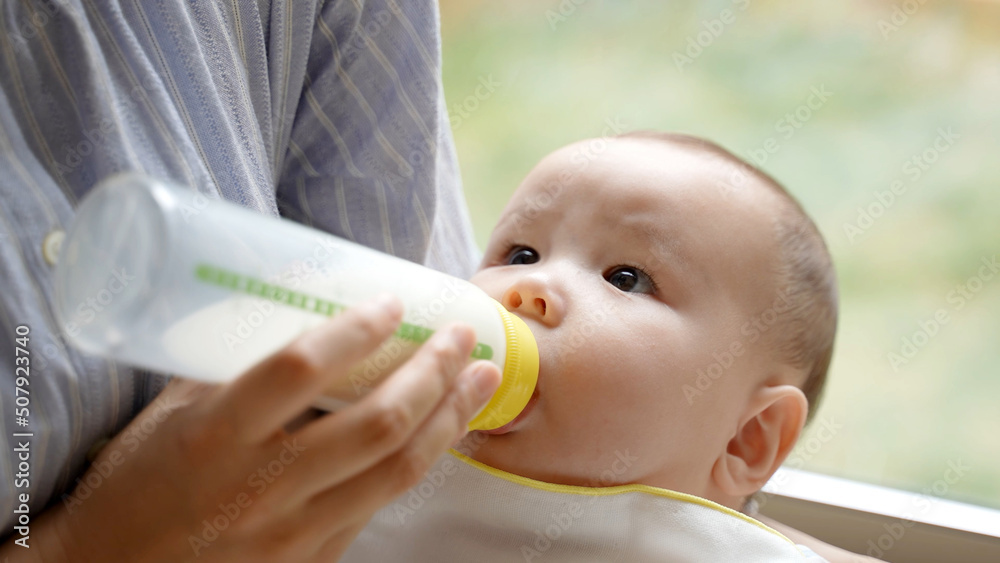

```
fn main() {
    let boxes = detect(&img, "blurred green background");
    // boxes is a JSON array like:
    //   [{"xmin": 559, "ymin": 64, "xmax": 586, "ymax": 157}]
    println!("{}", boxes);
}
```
[{"xmin": 439, "ymin": 0, "xmax": 1000, "ymax": 509}]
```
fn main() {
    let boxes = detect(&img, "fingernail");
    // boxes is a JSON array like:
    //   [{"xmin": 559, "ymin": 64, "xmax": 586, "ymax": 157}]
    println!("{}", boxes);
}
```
[
  {"xmin": 371, "ymin": 293, "xmax": 402, "ymax": 318},
  {"xmin": 447, "ymin": 323, "xmax": 475, "ymax": 352},
  {"xmin": 471, "ymin": 363, "xmax": 501, "ymax": 402}
]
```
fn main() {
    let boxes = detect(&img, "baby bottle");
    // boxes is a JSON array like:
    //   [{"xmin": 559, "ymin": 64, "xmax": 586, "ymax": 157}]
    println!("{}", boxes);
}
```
[{"xmin": 52, "ymin": 173, "xmax": 538, "ymax": 431}]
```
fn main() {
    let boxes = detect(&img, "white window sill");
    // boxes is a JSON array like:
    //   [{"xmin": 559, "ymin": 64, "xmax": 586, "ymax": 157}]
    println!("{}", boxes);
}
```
[{"xmin": 759, "ymin": 468, "xmax": 1000, "ymax": 562}]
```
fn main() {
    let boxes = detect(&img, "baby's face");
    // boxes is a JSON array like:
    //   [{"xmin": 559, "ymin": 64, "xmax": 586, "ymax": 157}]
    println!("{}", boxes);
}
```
[{"xmin": 465, "ymin": 137, "xmax": 787, "ymax": 502}]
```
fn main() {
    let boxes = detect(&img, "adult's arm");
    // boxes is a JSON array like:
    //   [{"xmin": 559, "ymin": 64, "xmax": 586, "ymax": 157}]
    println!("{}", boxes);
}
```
[
  {"xmin": 757, "ymin": 515, "xmax": 884, "ymax": 562},
  {"xmin": 274, "ymin": 0, "xmax": 482, "ymax": 280},
  {"xmin": 0, "ymin": 296, "xmax": 500, "ymax": 561},
  {"xmin": 0, "ymin": 0, "xmax": 485, "ymax": 559}
]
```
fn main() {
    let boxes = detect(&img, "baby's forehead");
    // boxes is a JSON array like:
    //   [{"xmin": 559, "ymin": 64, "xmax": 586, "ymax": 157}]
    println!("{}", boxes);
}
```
[
  {"xmin": 514, "ymin": 138, "xmax": 776, "ymax": 233},
  {"xmin": 539, "ymin": 137, "xmax": 750, "ymax": 196},
  {"xmin": 499, "ymin": 137, "xmax": 784, "ymax": 298}
]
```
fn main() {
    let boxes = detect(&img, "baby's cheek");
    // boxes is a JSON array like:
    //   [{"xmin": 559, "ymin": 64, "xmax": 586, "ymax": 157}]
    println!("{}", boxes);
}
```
[
  {"xmin": 575, "ymin": 418, "xmax": 668, "ymax": 486},
  {"xmin": 468, "ymin": 271, "xmax": 499, "ymax": 298}
]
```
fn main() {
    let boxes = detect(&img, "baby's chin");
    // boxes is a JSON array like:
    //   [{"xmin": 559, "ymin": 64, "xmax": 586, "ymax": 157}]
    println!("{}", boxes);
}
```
[
  {"xmin": 455, "ymin": 427, "xmax": 551, "ymax": 479},
  {"xmin": 460, "ymin": 437, "xmax": 575, "ymax": 485},
  {"xmin": 455, "ymin": 427, "xmax": 624, "ymax": 489}
]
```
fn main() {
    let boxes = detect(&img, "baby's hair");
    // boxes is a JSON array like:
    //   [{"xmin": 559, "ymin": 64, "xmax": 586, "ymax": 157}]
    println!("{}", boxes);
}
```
[{"xmin": 618, "ymin": 131, "xmax": 839, "ymax": 424}]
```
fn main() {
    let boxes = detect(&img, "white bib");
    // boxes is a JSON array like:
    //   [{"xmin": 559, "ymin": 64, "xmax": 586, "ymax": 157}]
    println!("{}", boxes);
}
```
[{"xmin": 342, "ymin": 450, "xmax": 824, "ymax": 562}]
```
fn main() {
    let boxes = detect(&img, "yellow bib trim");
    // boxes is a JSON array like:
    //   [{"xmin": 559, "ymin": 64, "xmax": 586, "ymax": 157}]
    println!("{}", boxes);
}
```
[{"xmin": 448, "ymin": 449, "xmax": 801, "ymax": 550}]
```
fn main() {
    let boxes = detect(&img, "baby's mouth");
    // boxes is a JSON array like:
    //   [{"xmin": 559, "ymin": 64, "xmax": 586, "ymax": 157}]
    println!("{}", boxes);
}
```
[{"xmin": 478, "ymin": 387, "xmax": 539, "ymax": 436}]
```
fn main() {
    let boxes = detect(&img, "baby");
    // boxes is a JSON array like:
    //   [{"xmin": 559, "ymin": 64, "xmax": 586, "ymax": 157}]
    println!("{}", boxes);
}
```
[
  {"xmin": 464, "ymin": 130, "xmax": 837, "ymax": 503},
  {"xmin": 344, "ymin": 132, "xmax": 842, "ymax": 562}
]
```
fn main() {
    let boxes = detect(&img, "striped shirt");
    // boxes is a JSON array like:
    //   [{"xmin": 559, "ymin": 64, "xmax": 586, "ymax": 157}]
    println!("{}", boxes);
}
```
[{"xmin": 0, "ymin": 0, "xmax": 479, "ymax": 536}]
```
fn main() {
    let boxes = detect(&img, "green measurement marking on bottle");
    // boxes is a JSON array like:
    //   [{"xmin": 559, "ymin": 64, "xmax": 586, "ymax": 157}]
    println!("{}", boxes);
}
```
[{"xmin": 194, "ymin": 264, "xmax": 493, "ymax": 360}]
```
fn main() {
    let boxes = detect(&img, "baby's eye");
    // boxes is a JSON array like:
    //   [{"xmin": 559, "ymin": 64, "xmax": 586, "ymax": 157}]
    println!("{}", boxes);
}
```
[
  {"xmin": 604, "ymin": 266, "xmax": 656, "ymax": 294},
  {"xmin": 505, "ymin": 246, "xmax": 540, "ymax": 265}
]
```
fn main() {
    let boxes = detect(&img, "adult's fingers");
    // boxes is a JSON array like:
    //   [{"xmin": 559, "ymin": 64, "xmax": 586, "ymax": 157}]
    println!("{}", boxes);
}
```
[
  {"xmin": 285, "ymin": 326, "xmax": 486, "ymax": 504},
  {"xmin": 297, "ymin": 360, "xmax": 501, "ymax": 527},
  {"xmin": 214, "ymin": 294, "xmax": 404, "ymax": 443}
]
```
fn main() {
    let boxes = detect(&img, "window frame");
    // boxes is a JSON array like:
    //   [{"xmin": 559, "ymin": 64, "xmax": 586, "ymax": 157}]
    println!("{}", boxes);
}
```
[{"xmin": 759, "ymin": 468, "xmax": 1000, "ymax": 562}]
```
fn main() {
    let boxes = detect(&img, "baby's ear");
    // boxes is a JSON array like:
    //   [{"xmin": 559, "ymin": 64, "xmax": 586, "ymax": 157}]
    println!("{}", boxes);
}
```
[{"xmin": 710, "ymin": 384, "xmax": 808, "ymax": 498}]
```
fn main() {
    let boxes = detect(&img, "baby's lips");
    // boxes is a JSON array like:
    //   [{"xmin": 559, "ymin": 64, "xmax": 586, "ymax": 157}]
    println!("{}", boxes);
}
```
[{"xmin": 478, "ymin": 388, "xmax": 539, "ymax": 435}]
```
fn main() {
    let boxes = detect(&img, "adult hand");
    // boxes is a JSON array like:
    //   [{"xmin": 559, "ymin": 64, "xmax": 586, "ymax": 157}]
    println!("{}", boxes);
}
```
[{"xmin": 2, "ymin": 295, "xmax": 501, "ymax": 562}]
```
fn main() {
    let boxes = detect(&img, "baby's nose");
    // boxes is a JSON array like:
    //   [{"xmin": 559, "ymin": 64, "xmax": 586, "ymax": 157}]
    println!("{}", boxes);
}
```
[
  {"xmin": 507, "ymin": 290, "xmax": 546, "ymax": 316},
  {"xmin": 501, "ymin": 278, "xmax": 564, "ymax": 326}
]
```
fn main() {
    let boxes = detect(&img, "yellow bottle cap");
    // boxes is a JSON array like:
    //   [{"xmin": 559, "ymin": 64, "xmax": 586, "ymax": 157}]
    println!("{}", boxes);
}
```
[{"xmin": 467, "ymin": 300, "xmax": 539, "ymax": 431}]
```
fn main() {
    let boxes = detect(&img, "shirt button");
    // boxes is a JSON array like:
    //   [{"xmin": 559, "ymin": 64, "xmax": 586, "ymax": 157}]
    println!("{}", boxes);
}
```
[{"xmin": 42, "ymin": 230, "xmax": 65, "ymax": 266}]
